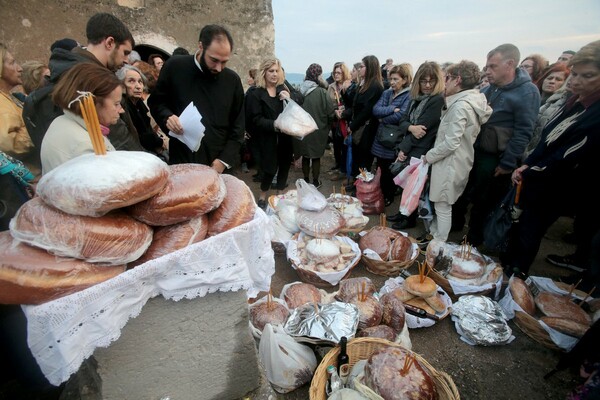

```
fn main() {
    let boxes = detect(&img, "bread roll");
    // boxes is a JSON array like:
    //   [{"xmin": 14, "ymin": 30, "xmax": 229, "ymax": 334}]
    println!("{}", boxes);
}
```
[
  {"xmin": 486, "ymin": 265, "xmax": 504, "ymax": 283},
  {"xmin": 249, "ymin": 299, "xmax": 290, "ymax": 332},
  {"xmin": 509, "ymin": 277, "xmax": 535, "ymax": 316},
  {"xmin": 129, "ymin": 164, "xmax": 226, "ymax": 226},
  {"xmin": 359, "ymin": 226, "xmax": 400, "ymax": 260},
  {"xmin": 404, "ymin": 297, "xmax": 436, "ymax": 316},
  {"xmin": 296, "ymin": 206, "xmax": 345, "ymax": 238},
  {"xmin": 357, "ymin": 325, "xmax": 397, "ymax": 341},
  {"xmin": 37, "ymin": 151, "xmax": 169, "ymax": 217},
  {"xmin": 349, "ymin": 294, "xmax": 383, "ymax": 330},
  {"xmin": 389, "ymin": 286, "xmax": 416, "ymax": 302},
  {"xmin": 0, "ymin": 232, "xmax": 125, "ymax": 305},
  {"xmin": 207, "ymin": 174, "xmax": 256, "ymax": 236},
  {"xmin": 541, "ymin": 316, "xmax": 589, "ymax": 338},
  {"xmin": 379, "ymin": 292, "xmax": 406, "ymax": 333},
  {"xmin": 535, "ymin": 292, "xmax": 591, "ymax": 326},
  {"xmin": 365, "ymin": 346, "xmax": 437, "ymax": 400},
  {"xmin": 10, "ymin": 197, "xmax": 153, "ymax": 265},
  {"xmin": 390, "ymin": 235, "xmax": 413, "ymax": 262},
  {"xmin": 129, "ymin": 215, "xmax": 208, "ymax": 268},
  {"xmin": 424, "ymin": 293, "xmax": 446, "ymax": 314},
  {"xmin": 283, "ymin": 283, "xmax": 321, "ymax": 309},
  {"xmin": 404, "ymin": 275, "xmax": 437, "ymax": 298},
  {"xmin": 336, "ymin": 277, "xmax": 376, "ymax": 302}
]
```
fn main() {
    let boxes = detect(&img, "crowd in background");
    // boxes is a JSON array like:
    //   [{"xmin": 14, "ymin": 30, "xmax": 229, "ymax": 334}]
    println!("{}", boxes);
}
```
[{"xmin": 1, "ymin": 12, "xmax": 600, "ymax": 398}]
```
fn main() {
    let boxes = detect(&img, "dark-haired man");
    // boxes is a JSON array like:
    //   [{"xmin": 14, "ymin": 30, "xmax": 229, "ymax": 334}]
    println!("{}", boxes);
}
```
[
  {"xmin": 556, "ymin": 50, "xmax": 576, "ymax": 65},
  {"xmin": 23, "ymin": 12, "xmax": 138, "ymax": 164},
  {"xmin": 149, "ymin": 25, "xmax": 244, "ymax": 172}
]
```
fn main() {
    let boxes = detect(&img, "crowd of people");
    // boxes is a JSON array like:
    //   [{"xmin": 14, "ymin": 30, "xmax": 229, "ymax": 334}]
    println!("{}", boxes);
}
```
[{"xmin": 1, "ymin": 10, "xmax": 600, "ymax": 398}]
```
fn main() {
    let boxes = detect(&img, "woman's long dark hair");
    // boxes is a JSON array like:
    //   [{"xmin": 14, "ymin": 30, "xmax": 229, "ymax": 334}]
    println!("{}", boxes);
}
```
[{"xmin": 360, "ymin": 55, "xmax": 383, "ymax": 93}]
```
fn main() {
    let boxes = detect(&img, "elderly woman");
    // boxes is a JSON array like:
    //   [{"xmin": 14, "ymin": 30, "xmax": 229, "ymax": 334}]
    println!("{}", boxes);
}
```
[
  {"xmin": 536, "ymin": 62, "xmax": 571, "ymax": 105},
  {"xmin": 40, "ymin": 63, "xmax": 123, "ymax": 174},
  {"xmin": 502, "ymin": 40, "xmax": 600, "ymax": 280},
  {"xmin": 0, "ymin": 46, "xmax": 36, "ymax": 174},
  {"xmin": 245, "ymin": 58, "xmax": 302, "ymax": 209},
  {"xmin": 293, "ymin": 63, "xmax": 335, "ymax": 188},
  {"xmin": 423, "ymin": 61, "xmax": 492, "ymax": 241},
  {"xmin": 387, "ymin": 61, "xmax": 445, "ymax": 229},
  {"xmin": 371, "ymin": 64, "xmax": 412, "ymax": 207},
  {"xmin": 116, "ymin": 64, "xmax": 167, "ymax": 160}
]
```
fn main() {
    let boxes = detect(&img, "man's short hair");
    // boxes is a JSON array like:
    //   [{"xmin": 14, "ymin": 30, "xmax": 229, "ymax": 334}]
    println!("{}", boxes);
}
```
[
  {"xmin": 86, "ymin": 13, "xmax": 135, "ymax": 47},
  {"xmin": 172, "ymin": 47, "xmax": 190, "ymax": 56},
  {"xmin": 488, "ymin": 43, "xmax": 520, "ymax": 65},
  {"xmin": 199, "ymin": 25, "xmax": 233, "ymax": 51}
]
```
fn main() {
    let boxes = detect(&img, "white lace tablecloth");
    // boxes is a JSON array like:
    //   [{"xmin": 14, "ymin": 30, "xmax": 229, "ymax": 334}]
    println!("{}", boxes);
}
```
[{"xmin": 21, "ymin": 209, "xmax": 275, "ymax": 386}]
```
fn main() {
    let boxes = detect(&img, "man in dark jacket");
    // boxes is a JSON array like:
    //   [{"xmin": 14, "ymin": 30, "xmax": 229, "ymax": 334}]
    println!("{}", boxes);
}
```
[
  {"xmin": 453, "ymin": 43, "xmax": 540, "ymax": 246},
  {"xmin": 22, "ymin": 12, "xmax": 138, "ymax": 169},
  {"xmin": 148, "ymin": 25, "xmax": 244, "ymax": 172}
]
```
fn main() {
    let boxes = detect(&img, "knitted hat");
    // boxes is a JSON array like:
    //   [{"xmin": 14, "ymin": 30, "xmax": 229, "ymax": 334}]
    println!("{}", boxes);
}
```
[
  {"xmin": 51, "ymin": 38, "xmax": 79, "ymax": 52},
  {"xmin": 305, "ymin": 63, "xmax": 323, "ymax": 84}
]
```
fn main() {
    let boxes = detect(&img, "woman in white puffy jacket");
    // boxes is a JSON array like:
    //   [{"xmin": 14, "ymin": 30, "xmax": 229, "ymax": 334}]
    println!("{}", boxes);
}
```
[{"xmin": 424, "ymin": 61, "xmax": 492, "ymax": 241}]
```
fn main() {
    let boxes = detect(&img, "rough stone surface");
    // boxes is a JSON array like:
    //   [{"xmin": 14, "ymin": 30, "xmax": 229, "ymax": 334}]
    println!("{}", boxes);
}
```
[
  {"xmin": 93, "ymin": 292, "xmax": 263, "ymax": 400},
  {"xmin": 0, "ymin": 0, "xmax": 274, "ymax": 80}
]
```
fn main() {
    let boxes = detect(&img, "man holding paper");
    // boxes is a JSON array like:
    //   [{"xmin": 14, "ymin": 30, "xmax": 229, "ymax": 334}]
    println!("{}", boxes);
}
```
[{"xmin": 149, "ymin": 25, "xmax": 245, "ymax": 172}]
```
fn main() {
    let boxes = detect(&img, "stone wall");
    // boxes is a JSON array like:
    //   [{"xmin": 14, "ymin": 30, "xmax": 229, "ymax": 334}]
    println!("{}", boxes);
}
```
[{"xmin": 0, "ymin": 0, "xmax": 274, "ymax": 79}]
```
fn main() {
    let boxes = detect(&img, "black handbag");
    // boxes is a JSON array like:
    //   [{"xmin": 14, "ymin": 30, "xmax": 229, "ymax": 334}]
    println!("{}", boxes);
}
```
[
  {"xmin": 377, "ymin": 124, "xmax": 404, "ymax": 149},
  {"xmin": 483, "ymin": 182, "xmax": 522, "ymax": 251}
]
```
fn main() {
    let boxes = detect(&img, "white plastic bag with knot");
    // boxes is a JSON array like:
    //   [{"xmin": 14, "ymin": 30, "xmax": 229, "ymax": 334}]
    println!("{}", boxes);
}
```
[
  {"xmin": 274, "ymin": 99, "xmax": 318, "ymax": 139},
  {"xmin": 296, "ymin": 178, "xmax": 328, "ymax": 211}
]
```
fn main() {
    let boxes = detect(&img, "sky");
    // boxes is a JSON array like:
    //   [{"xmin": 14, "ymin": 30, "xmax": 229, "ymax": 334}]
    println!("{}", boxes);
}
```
[{"xmin": 272, "ymin": 0, "xmax": 600, "ymax": 77}]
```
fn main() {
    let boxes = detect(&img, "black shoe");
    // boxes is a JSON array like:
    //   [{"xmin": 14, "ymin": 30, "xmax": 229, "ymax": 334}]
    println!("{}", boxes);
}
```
[
  {"xmin": 546, "ymin": 254, "xmax": 585, "ymax": 272},
  {"xmin": 386, "ymin": 213, "xmax": 404, "ymax": 222},
  {"xmin": 416, "ymin": 233, "xmax": 433, "ymax": 248},
  {"xmin": 313, "ymin": 180, "xmax": 322, "ymax": 189},
  {"xmin": 392, "ymin": 218, "xmax": 416, "ymax": 230},
  {"xmin": 257, "ymin": 199, "xmax": 267, "ymax": 210}
]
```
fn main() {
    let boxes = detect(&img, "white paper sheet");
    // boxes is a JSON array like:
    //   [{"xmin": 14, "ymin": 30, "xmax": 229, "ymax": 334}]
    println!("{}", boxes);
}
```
[{"xmin": 168, "ymin": 101, "xmax": 205, "ymax": 152}]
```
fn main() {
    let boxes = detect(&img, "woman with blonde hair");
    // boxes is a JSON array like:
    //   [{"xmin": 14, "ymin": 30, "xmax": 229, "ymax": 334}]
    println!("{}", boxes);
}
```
[
  {"xmin": 388, "ymin": 61, "xmax": 446, "ymax": 229},
  {"xmin": 245, "ymin": 58, "xmax": 302, "ymax": 209},
  {"xmin": 327, "ymin": 61, "xmax": 351, "ymax": 177}
]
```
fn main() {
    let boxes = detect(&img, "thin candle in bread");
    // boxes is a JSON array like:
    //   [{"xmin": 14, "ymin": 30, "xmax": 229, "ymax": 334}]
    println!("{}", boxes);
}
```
[{"xmin": 68, "ymin": 91, "xmax": 106, "ymax": 155}]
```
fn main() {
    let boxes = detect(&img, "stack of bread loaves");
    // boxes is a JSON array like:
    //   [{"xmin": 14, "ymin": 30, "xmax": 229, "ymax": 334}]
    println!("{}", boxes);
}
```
[{"xmin": 3, "ymin": 152, "xmax": 257, "ymax": 304}]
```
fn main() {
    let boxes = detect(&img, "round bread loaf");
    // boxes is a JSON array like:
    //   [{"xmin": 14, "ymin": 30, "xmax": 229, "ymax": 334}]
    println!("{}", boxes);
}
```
[
  {"xmin": 449, "ymin": 249, "xmax": 486, "ymax": 279},
  {"xmin": 129, "ymin": 215, "xmax": 208, "ymax": 268},
  {"xmin": 405, "ymin": 297, "xmax": 436, "ymax": 315},
  {"xmin": 359, "ymin": 226, "xmax": 400, "ymax": 260},
  {"xmin": 424, "ymin": 293, "xmax": 446, "ymax": 314},
  {"xmin": 207, "ymin": 174, "xmax": 256, "ymax": 236},
  {"xmin": 540, "ymin": 316, "xmax": 589, "ymax": 338},
  {"xmin": 357, "ymin": 325, "xmax": 397, "ymax": 341},
  {"xmin": 129, "ymin": 164, "xmax": 226, "ymax": 226},
  {"xmin": 389, "ymin": 286, "xmax": 416, "ymax": 302},
  {"xmin": 379, "ymin": 292, "xmax": 406, "ymax": 333},
  {"xmin": 335, "ymin": 277, "xmax": 376, "ymax": 302},
  {"xmin": 296, "ymin": 206, "xmax": 345, "ymax": 238},
  {"xmin": 249, "ymin": 299, "xmax": 290, "ymax": 332},
  {"xmin": 535, "ymin": 292, "xmax": 591, "ymax": 326},
  {"xmin": 37, "ymin": 151, "xmax": 169, "ymax": 217},
  {"xmin": 365, "ymin": 346, "xmax": 437, "ymax": 400},
  {"xmin": 390, "ymin": 235, "xmax": 413, "ymax": 262},
  {"xmin": 509, "ymin": 277, "xmax": 535, "ymax": 316},
  {"xmin": 404, "ymin": 275, "xmax": 437, "ymax": 298},
  {"xmin": 349, "ymin": 294, "xmax": 383, "ymax": 330},
  {"xmin": 283, "ymin": 282, "xmax": 322, "ymax": 309},
  {"xmin": 0, "ymin": 232, "xmax": 125, "ymax": 305},
  {"xmin": 10, "ymin": 197, "xmax": 153, "ymax": 265}
]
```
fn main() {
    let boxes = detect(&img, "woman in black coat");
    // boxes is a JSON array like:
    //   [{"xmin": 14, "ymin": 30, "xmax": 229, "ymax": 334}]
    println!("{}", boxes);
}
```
[{"xmin": 245, "ymin": 58, "xmax": 302, "ymax": 209}]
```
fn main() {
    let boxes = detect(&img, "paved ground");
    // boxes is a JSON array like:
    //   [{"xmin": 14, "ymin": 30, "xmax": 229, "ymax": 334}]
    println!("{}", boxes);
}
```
[{"xmin": 239, "ymin": 147, "xmax": 585, "ymax": 400}]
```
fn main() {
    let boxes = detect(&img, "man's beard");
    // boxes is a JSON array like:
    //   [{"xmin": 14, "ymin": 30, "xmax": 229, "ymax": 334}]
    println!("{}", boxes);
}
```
[
  {"xmin": 200, "ymin": 49, "xmax": 219, "ymax": 76},
  {"xmin": 107, "ymin": 47, "xmax": 120, "ymax": 72}
]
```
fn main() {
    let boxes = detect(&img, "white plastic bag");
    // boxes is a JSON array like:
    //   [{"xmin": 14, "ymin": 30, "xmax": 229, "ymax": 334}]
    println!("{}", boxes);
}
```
[
  {"xmin": 274, "ymin": 98, "xmax": 318, "ymax": 139},
  {"xmin": 259, "ymin": 323, "xmax": 317, "ymax": 393},
  {"xmin": 296, "ymin": 178, "xmax": 328, "ymax": 211}
]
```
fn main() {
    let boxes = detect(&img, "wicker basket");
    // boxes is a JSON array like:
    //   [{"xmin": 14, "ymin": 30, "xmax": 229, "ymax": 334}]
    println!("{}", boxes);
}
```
[
  {"xmin": 362, "ymin": 237, "xmax": 419, "ymax": 277},
  {"xmin": 292, "ymin": 256, "xmax": 360, "ymax": 288},
  {"xmin": 309, "ymin": 337, "xmax": 460, "ymax": 400},
  {"xmin": 513, "ymin": 310, "xmax": 563, "ymax": 352}
]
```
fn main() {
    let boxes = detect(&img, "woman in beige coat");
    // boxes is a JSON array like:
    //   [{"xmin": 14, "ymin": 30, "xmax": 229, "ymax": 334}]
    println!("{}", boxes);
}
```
[{"xmin": 424, "ymin": 61, "xmax": 492, "ymax": 241}]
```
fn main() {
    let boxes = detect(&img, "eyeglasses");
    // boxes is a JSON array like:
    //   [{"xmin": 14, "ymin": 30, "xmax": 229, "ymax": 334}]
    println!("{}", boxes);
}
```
[
  {"xmin": 333, "ymin": 71, "xmax": 342, "ymax": 75},
  {"xmin": 419, "ymin": 79, "xmax": 437, "ymax": 86}
]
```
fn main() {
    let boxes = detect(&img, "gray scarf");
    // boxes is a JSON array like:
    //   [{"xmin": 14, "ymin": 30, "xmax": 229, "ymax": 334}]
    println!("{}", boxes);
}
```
[{"xmin": 408, "ymin": 94, "xmax": 431, "ymax": 124}]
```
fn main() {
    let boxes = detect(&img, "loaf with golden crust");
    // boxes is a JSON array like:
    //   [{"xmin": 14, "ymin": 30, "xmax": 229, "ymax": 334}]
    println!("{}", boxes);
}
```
[
  {"xmin": 509, "ymin": 277, "xmax": 535, "ymax": 316},
  {"xmin": 207, "ymin": 174, "xmax": 256, "ymax": 236},
  {"xmin": 10, "ymin": 197, "xmax": 153, "ymax": 265},
  {"xmin": 535, "ymin": 292, "xmax": 591, "ymax": 326},
  {"xmin": 365, "ymin": 346, "xmax": 437, "ymax": 400},
  {"xmin": 129, "ymin": 164, "xmax": 226, "ymax": 226},
  {"xmin": 0, "ymin": 232, "xmax": 125, "ymax": 305},
  {"xmin": 540, "ymin": 316, "xmax": 589, "ymax": 338},
  {"xmin": 283, "ymin": 282, "xmax": 322, "ymax": 309},
  {"xmin": 129, "ymin": 215, "xmax": 208, "ymax": 268},
  {"xmin": 37, "ymin": 151, "xmax": 169, "ymax": 217},
  {"xmin": 404, "ymin": 275, "xmax": 437, "ymax": 298},
  {"xmin": 390, "ymin": 234, "xmax": 413, "ymax": 262}
]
